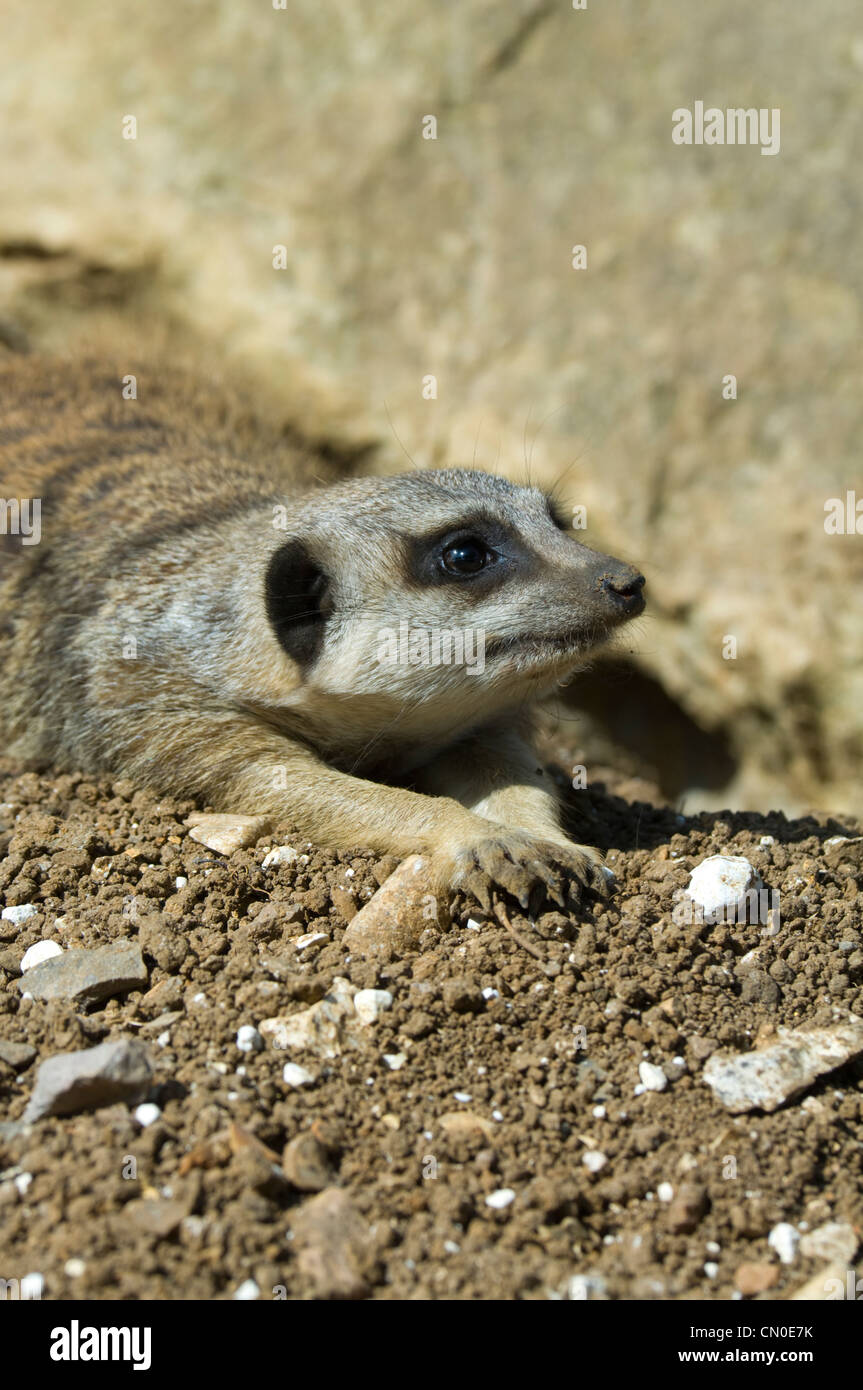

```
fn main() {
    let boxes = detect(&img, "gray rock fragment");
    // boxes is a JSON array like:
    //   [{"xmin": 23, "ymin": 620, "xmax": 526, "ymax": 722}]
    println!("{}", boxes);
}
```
[
  {"xmin": 0, "ymin": 1039, "xmax": 37, "ymax": 1070},
  {"xmin": 23, "ymin": 1039, "xmax": 153, "ymax": 1122},
  {"xmin": 17, "ymin": 941, "xmax": 148, "ymax": 1005}
]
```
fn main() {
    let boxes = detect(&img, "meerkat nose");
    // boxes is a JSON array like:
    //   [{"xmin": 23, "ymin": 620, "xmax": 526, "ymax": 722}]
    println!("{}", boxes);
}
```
[{"xmin": 600, "ymin": 568, "xmax": 646, "ymax": 613}]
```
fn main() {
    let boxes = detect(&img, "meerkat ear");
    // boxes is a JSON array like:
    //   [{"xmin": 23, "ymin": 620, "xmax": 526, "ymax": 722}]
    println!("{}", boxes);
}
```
[{"xmin": 264, "ymin": 538, "xmax": 330, "ymax": 667}]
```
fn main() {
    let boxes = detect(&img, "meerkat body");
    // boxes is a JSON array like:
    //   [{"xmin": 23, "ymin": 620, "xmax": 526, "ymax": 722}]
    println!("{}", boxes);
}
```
[{"xmin": 0, "ymin": 356, "xmax": 645, "ymax": 909}]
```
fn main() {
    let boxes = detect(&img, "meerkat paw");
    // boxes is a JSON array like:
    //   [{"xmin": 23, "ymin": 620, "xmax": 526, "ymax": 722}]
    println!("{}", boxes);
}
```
[{"xmin": 442, "ymin": 829, "xmax": 610, "ymax": 913}]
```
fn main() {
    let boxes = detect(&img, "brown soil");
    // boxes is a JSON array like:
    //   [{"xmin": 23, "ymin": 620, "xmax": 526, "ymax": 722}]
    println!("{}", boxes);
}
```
[{"xmin": 0, "ymin": 750, "xmax": 861, "ymax": 1302}]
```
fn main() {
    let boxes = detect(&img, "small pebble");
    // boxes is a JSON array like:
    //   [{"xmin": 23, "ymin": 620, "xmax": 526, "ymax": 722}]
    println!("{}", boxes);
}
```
[
  {"xmin": 485, "ymin": 1188, "xmax": 516, "ymax": 1210},
  {"xmin": 295, "ymin": 932, "xmax": 328, "ymax": 951},
  {"xmin": 583, "ymin": 1150, "xmax": 608, "ymax": 1173},
  {"xmin": 639, "ymin": 1061, "xmax": 668, "ymax": 1092},
  {"xmin": 134, "ymin": 1103, "xmax": 162, "ymax": 1128},
  {"xmin": 236, "ymin": 1024, "xmax": 264, "ymax": 1053},
  {"xmin": 1, "ymin": 904, "xmax": 39, "ymax": 926},
  {"xmin": 282, "ymin": 1062, "xmax": 315, "ymax": 1088},
  {"xmin": 687, "ymin": 855, "xmax": 761, "ymax": 920},
  {"xmin": 262, "ymin": 845, "xmax": 299, "ymax": 868},
  {"xmin": 20, "ymin": 940, "xmax": 63, "ymax": 972},
  {"xmin": 735, "ymin": 1261, "xmax": 778, "ymax": 1295},
  {"xmin": 768, "ymin": 1222, "xmax": 800, "ymax": 1265},
  {"xmin": 353, "ymin": 988, "xmax": 394, "ymax": 1024},
  {"xmin": 233, "ymin": 1279, "xmax": 260, "ymax": 1300}
]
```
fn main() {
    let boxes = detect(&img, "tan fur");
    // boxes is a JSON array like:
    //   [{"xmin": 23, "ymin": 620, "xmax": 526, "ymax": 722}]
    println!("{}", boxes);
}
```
[{"xmin": 0, "ymin": 353, "xmax": 646, "ymax": 910}]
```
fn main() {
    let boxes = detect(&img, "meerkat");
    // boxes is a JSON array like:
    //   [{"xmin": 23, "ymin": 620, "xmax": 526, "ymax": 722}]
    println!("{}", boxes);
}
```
[{"xmin": 0, "ymin": 355, "xmax": 645, "ymax": 911}]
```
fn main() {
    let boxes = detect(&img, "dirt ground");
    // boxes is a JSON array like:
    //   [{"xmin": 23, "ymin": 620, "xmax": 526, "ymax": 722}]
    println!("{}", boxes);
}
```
[{"xmin": 0, "ymin": 739, "xmax": 861, "ymax": 1302}]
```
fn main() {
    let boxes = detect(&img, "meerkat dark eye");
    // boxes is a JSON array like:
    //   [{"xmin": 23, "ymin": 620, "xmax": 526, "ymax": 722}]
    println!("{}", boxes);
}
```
[{"xmin": 441, "ymin": 538, "xmax": 492, "ymax": 576}]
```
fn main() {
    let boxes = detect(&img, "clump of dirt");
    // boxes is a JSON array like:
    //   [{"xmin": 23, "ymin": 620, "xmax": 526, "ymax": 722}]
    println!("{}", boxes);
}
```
[{"xmin": 0, "ymin": 755, "xmax": 861, "ymax": 1301}]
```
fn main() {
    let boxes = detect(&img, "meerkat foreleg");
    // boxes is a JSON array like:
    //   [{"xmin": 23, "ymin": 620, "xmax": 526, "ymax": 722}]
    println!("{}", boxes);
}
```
[
  {"xmin": 132, "ymin": 712, "xmax": 604, "ymax": 910},
  {"xmin": 412, "ymin": 723, "xmax": 610, "ymax": 909}
]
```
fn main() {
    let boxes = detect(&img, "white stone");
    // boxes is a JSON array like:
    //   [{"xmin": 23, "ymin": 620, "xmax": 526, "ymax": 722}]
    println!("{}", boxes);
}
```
[
  {"xmin": 465, "ymin": 918, "xmax": 482, "ymax": 931},
  {"xmin": 282, "ymin": 1062, "xmax": 315, "ymax": 1087},
  {"xmin": 233, "ymin": 1279, "xmax": 260, "ymax": 1300},
  {"xmin": 236, "ymin": 1024, "xmax": 264, "ymax": 1053},
  {"xmin": 185, "ymin": 813, "xmax": 271, "ymax": 856},
  {"xmin": 639, "ymin": 1061, "xmax": 668, "ymax": 1092},
  {"xmin": 15, "ymin": 1172, "xmax": 33, "ymax": 1195},
  {"xmin": 768, "ymin": 1222, "xmax": 800, "ymax": 1265},
  {"xmin": 64, "ymin": 1259, "xmax": 86, "ymax": 1278},
  {"xmin": 657, "ymin": 1182, "xmax": 675, "ymax": 1202},
  {"xmin": 703, "ymin": 1020, "xmax": 863, "ymax": 1113},
  {"xmin": 354, "ymin": 988, "xmax": 394, "ymax": 1024},
  {"xmin": 704, "ymin": 1262, "xmax": 719, "ymax": 1278},
  {"xmin": 1, "ymin": 903, "xmax": 39, "ymax": 926},
  {"xmin": 262, "ymin": 845, "xmax": 299, "ymax": 869},
  {"xmin": 482, "ymin": 987, "xmax": 499, "ymax": 1000},
  {"xmin": 485, "ymin": 1188, "xmax": 516, "ymax": 1209},
  {"xmin": 686, "ymin": 855, "xmax": 761, "ymax": 920},
  {"xmin": 174, "ymin": 876, "xmax": 188, "ymax": 889},
  {"xmin": 20, "ymin": 940, "xmax": 63, "ymax": 971},
  {"xmin": 261, "ymin": 977, "xmax": 360, "ymax": 1059},
  {"xmin": 383, "ymin": 1052, "xmax": 406, "ymax": 1070},
  {"xmin": 582, "ymin": 1150, "xmax": 608, "ymax": 1173},
  {"xmin": 295, "ymin": 932, "xmax": 327, "ymax": 951},
  {"xmin": 592, "ymin": 1105, "xmax": 607, "ymax": 1119},
  {"xmin": 759, "ymin": 836, "xmax": 775, "ymax": 847},
  {"xmin": 134, "ymin": 1103, "xmax": 162, "ymax": 1128}
]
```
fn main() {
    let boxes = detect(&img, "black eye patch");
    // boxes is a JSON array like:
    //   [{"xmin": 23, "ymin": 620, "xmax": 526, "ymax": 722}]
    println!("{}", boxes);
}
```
[
  {"xmin": 265, "ymin": 539, "xmax": 331, "ymax": 667},
  {"xmin": 403, "ymin": 515, "xmax": 541, "ymax": 594}
]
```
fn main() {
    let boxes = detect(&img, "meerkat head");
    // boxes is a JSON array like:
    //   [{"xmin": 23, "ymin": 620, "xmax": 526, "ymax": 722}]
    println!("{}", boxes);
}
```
[{"xmin": 260, "ymin": 469, "xmax": 644, "ymax": 758}]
